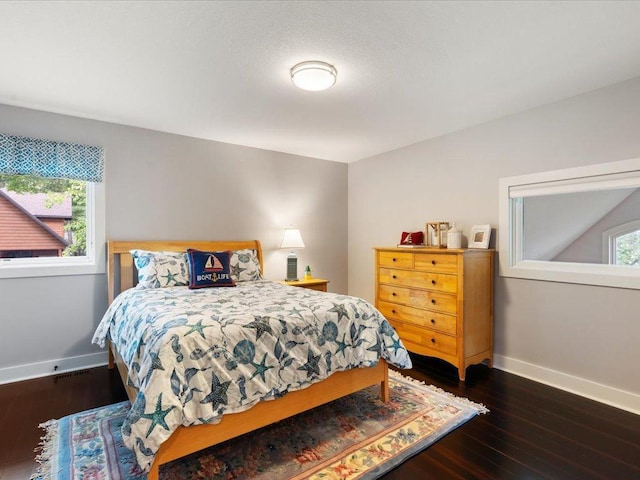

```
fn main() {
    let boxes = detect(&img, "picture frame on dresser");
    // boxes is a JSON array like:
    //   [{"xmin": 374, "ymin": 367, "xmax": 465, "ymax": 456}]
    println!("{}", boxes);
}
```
[{"xmin": 469, "ymin": 224, "xmax": 491, "ymax": 249}]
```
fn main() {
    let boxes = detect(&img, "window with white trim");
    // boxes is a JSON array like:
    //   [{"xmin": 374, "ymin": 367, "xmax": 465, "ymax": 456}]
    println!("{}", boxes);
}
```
[
  {"xmin": 603, "ymin": 220, "xmax": 640, "ymax": 267},
  {"xmin": 0, "ymin": 134, "xmax": 105, "ymax": 278},
  {"xmin": 499, "ymin": 157, "xmax": 640, "ymax": 289}
]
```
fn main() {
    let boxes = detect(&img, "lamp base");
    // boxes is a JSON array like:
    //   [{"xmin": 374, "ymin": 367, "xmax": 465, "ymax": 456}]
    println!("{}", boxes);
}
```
[{"xmin": 285, "ymin": 252, "xmax": 298, "ymax": 282}]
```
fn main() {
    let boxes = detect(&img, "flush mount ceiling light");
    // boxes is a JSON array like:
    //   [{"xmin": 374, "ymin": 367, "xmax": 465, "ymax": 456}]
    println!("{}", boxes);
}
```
[{"xmin": 290, "ymin": 60, "xmax": 337, "ymax": 91}]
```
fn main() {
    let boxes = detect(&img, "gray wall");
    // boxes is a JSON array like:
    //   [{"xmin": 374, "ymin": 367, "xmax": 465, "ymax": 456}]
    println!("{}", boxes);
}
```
[
  {"xmin": 0, "ymin": 104, "xmax": 347, "ymax": 380},
  {"xmin": 348, "ymin": 76, "xmax": 640, "ymax": 400}
]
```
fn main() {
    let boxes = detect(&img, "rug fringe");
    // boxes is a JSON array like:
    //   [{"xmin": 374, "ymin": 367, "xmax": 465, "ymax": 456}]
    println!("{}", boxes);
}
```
[
  {"xmin": 389, "ymin": 370, "xmax": 489, "ymax": 414},
  {"xmin": 30, "ymin": 419, "xmax": 59, "ymax": 480}
]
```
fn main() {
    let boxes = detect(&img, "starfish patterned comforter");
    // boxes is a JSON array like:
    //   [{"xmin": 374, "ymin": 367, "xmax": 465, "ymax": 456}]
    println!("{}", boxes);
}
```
[{"xmin": 92, "ymin": 280, "xmax": 412, "ymax": 471}]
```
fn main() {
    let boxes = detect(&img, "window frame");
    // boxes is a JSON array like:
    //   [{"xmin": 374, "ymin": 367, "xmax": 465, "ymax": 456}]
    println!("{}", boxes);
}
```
[
  {"xmin": 0, "ymin": 181, "xmax": 105, "ymax": 278},
  {"xmin": 498, "ymin": 157, "xmax": 640, "ymax": 290},
  {"xmin": 602, "ymin": 219, "xmax": 640, "ymax": 266}
]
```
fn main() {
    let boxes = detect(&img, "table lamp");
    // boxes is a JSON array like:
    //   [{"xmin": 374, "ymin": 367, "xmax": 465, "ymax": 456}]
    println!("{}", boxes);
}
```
[{"xmin": 280, "ymin": 226, "xmax": 305, "ymax": 281}]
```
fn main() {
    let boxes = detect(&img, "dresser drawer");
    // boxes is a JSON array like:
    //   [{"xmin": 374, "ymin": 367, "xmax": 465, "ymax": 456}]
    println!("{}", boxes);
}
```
[
  {"xmin": 378, "ymin": 268, "xmax": 457, "ymax": 293},
  {"xmin": 378, "ymin": 251, "xmax": 414, "ymax": 269},
  {"xmin": 414, "ymin": 253, "xmax": 458, "ymax": 273},
  {"xmin": 378, "ymin": 300, "xmax": 457, "ymax": 335},
  {"xmin": 378, "ymin": 284, "xmax": 457, "ymax": 315},
  {"xmin": 391, "ymin": 320, "xmax": 457, "ymax": 357}
]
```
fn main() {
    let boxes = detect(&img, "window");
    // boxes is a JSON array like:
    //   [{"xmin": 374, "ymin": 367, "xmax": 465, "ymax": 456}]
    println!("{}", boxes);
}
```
[
  {"xmin": 0, "ymin": 134, "xmax": 105, "ymax": 278},
  {"xmin": 603, "ymin": 220, "xmax": 640, "ymax": 267},
  {"xmin": 499, "ymin": 157, "xmax": 640, "ymax": 290}
]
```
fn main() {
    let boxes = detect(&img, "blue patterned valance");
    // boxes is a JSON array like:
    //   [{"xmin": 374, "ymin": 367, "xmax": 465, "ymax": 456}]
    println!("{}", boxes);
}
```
[{"xmin": 0, "ymin": 133, "xmax": 104, "ymax": 182}]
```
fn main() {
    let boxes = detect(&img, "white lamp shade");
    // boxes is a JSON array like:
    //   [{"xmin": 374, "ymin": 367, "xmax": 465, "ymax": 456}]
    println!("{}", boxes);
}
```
[
  {"xmin": 280, "ymin": 227, "xmax": 305, "ymax": 249},
  {"xmin": 290, "ymin": 61, "xmax": 337, "ymax": 91}
]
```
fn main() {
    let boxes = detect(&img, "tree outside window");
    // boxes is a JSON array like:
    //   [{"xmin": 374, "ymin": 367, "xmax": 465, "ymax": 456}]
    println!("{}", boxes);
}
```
[{"xmin": 614, "ymin": 230, "xmax": 640, "ymax": 266}]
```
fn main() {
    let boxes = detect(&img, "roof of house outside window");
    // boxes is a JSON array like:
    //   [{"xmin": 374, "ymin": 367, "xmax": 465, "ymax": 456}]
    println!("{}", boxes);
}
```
[
  {"xmin": 0, "ymin": 189, "xmax": 69, "ymax": 249},
  {"xmin": 0, "ymin": 188, "xmax": 71, "ymax": 218}
]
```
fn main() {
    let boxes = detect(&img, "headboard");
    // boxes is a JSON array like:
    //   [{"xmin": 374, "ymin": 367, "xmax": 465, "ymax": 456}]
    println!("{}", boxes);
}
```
[{"xmin": 107, "ymin": 240, "xmax": 264, "ymax": 303}]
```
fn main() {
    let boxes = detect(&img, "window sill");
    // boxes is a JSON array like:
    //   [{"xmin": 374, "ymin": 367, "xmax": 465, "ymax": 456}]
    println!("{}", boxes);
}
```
[
  {"xmin": 0, "ymin": 258, "xmax": 105, "ymax": 279},
  {"xmin": 499, "ymin": 259, "xmax": 640, "ymax": 290}
]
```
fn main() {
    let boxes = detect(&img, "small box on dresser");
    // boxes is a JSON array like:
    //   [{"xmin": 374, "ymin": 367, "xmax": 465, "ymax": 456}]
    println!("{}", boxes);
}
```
[{"xmin": 374, "ymin": 247, "xmax": 494, "ymax": 381}]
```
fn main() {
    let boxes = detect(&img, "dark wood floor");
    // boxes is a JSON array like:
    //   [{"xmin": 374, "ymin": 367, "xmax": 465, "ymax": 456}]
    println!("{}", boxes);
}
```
[{"xmin": 1, "ymin": 355, "xmax": 639, "ymax": 479}]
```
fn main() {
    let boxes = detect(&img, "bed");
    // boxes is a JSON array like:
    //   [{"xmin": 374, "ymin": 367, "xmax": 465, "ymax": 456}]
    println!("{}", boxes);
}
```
[{"xmin": 93, "ymin": 240, "xmax": 412, "ymax": 480}]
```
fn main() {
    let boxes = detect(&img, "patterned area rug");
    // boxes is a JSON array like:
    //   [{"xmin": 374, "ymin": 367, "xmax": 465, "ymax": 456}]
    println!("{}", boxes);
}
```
[{"xmin": 32, "ymin": 371, "xmax": 487, "ymax": 480}]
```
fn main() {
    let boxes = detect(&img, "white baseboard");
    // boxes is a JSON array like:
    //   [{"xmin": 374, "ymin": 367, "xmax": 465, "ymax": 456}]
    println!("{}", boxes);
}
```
[
  {"xmin": 494, "ymin": 354, "xmax": 640, "ymax": 415},
  {"xmin": 0, "ymin": 352, "xmax": 108, "ymax": 385}
]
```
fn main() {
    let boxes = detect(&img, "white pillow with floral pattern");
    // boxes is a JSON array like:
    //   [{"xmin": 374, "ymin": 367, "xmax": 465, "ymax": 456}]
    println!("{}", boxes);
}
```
[
  {"xmin": 130, "ymin": 250, "xmax": 190, "ymax": 289},
  {"xmin": 230, "ymin": 249, "xmax": 262, "ymax": 282}
]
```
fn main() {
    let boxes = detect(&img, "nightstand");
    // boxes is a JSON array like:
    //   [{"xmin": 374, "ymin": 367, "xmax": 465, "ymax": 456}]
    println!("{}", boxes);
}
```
[{"xmin": 282, "ymin": 278, "xmax": 329, "ymax": 292}]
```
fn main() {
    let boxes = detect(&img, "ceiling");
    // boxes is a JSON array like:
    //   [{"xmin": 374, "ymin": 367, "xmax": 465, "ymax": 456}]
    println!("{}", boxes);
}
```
[{"xmin": 1, "ymin": 1, "xmax": 640, "ymax": 163}]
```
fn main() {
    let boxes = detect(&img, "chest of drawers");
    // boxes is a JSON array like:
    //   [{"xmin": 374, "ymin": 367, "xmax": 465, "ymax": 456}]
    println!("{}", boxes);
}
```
[{"xmin": 374, "ymin": 247, "xmax": 494, "ymax": 380}]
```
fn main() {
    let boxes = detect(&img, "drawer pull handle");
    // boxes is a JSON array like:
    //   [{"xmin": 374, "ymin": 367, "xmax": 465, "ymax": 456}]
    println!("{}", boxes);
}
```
[
  {"xmin": 431, "ymin": 260, "xmax": 436, "ymax": 265},
  {"xmin": 392, "ymin": 258, "xmax": 397, "ymax": 262},
  {"xmin": 430, "ymin": 319, "xmax": 435, "ymax": 324},
  {"xmin": 392, "ymin": 275, "xmax": 397, "ymax": 279},
  {"xmin": 431, "ymin": 299, "xmax": 436, "ymax": 304},
  {"xmin": 392, "ymin": 309, "xmax": 396, "ymax": 314},
  {"xmin": 431, "ymin": 338, "xmax": 436, "ymax": 344},
  {"xmin": 431, "ymin": 280, "xmax": 436, "ymax": 285},
  {"xmin": 392, "ymin": 293, "xmax": 397, "ymax": 296}
]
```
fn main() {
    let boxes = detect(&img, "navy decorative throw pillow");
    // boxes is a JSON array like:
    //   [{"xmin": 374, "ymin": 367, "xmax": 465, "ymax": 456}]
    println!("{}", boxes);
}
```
[{"xmin": 186, "ymin": 249, "xmax": 236, "ymax": 289}]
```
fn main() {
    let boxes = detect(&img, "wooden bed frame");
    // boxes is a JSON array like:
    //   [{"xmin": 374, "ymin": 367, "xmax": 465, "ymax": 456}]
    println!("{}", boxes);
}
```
[{"xmin": 106, "ymin": 240, "xmax": 389, "ymax": 480}]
